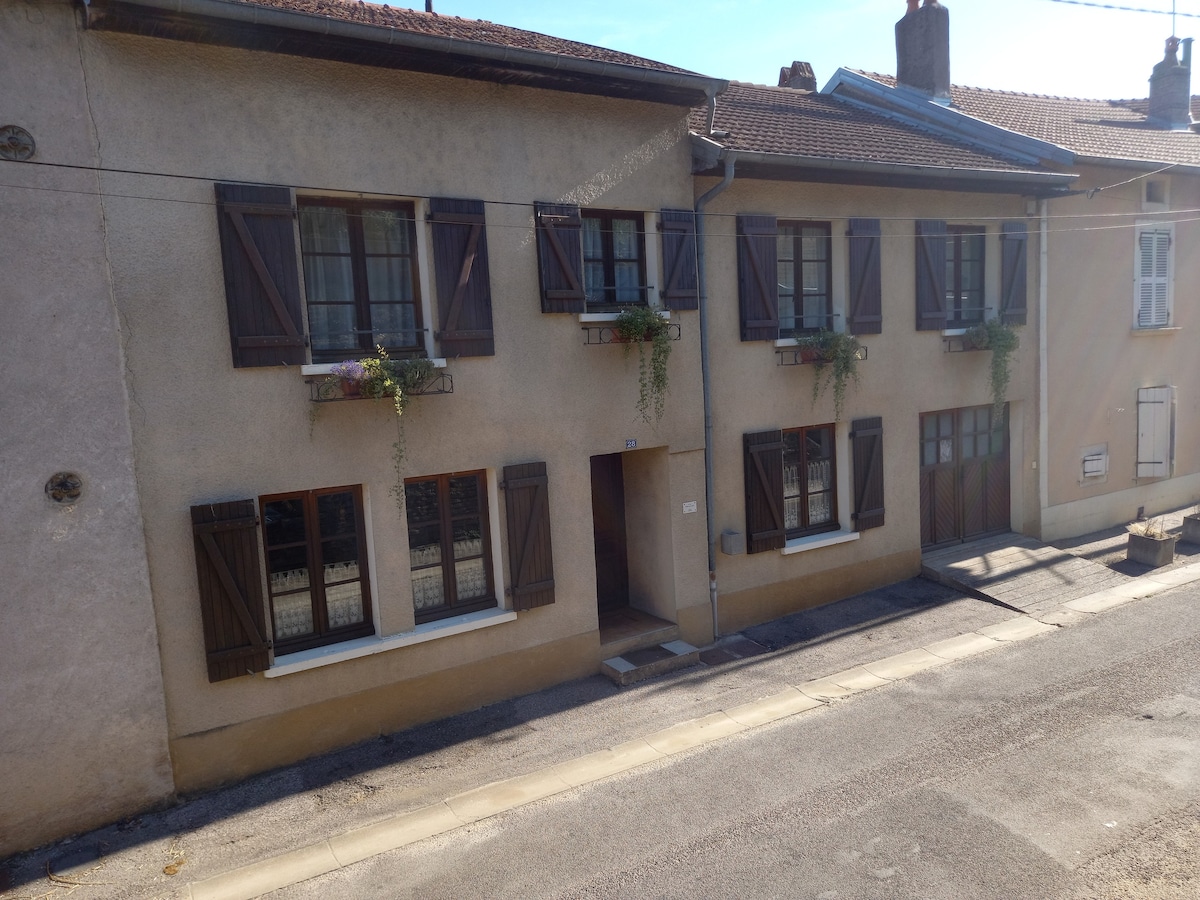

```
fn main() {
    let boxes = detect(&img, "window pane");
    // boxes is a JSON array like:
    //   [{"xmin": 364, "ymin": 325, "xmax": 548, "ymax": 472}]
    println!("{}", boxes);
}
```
[
  {"xmin": 454, "ymin": 558, "xmax": 488, "ymax": 601},
  {"xmin": 409, "ymin": 524, "xmax": 442, "ymax": 568},
  {"xmin": 365, "ymin": 257, "xmax": 414, "ymax": 305},
  {"xmin": 405, "ymin": 480, "xmax": 440, "ymax": 523},
  {"xmin": 264, "ymin": 498, "xmax": 307, "ymax": 546},
  {"xmin": 362, "ymin": 209, "xmax": 411, "ymax": 255},
  {"xmin": 303, "ymin": 256, "xmax": 354, "ymax": 304},
  {"xmin": 412, "ymin": 569, "xmax": 445, "ymax": 610},
  {"xmin": 321, "ymin": 537, "xmax": 359, "ymax": 573},
  {"xmin": 612, "ymin": 218, "xmax": 639, "ymax": 260},
  {"xmin": 777, "ymin": 228, "xmax": 796, "ymax": 261},
  {"xmin": 300, "ymin": 206, "xmax": 351, "ymax": 254},
  {"xmin": 370, "ymin": 300, "xmax": 419, "ymax": 348},
  {"xmin": 807, "ymin": 492, "xmax": 832, "ymax": 525},
  {"xmin": 324, "ymin": 582, "xmax": 364, "ymax": 629},
  {"xmin": 272, "ymin": 590, "xmax": 315, "ymax": 640},
  {"xmin": 453, "ymin": 522, "xmax": 483, "ymax": 559},
  {"xmin": 584, "ymin": 261, "xmax": 606, "ymax": 304},
  {"xmin": 267, "ymin": 550, "xmax": 309, "ymax": 588},
  {"xmin": 614, "ymin": 261, "xmax": 640, "ymax": 304},
  {"xmin": 800, "ymin": 228, "xmax": 827, "ymax": 260},
  {"xmin": 448, "ymin": 476, "xmax": 480, "ymax": 517},
  {"xmin": 582, "ymin": 217, "xmax": 603, "ymax": 259},
  {"xmin": 316, "ymin": 492, "xmax": 356, "ymax": 537},
  {"xmin": 307, "ymin": 304, "xmax": 358, "ymax": 352}
]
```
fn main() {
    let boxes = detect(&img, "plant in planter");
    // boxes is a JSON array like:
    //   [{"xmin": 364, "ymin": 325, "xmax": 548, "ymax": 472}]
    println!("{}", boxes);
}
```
[
  {"xmin": 614, "ymin": 306, "xmax": 671, "ymax": 424},
  {"xmin": 964, "ymin": 319, "xmax": 1019, "ymax": 426},
  {"xmin": 326, "ymin": 347, "xmax": 434, "ymax": 419},
  {"xmin": 1126, "ymin": 517, "xmax": 1177, "ymax": 567},
  {"xmin": 794, "ymin": 329, "xmax": 862, "ymax": 422}
]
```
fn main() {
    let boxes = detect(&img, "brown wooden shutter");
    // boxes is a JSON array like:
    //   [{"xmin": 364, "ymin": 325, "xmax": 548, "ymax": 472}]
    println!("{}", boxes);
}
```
[
  {"xmin": 214, "ymin": 183, "xmax": 306, "ymax": 367},
  {"xmin": 430, "ymin": 197, "xmax": 495, "ymax": 357},
  {"xmin": 503, "ymin": 462, "xmax": 556, "ymax": 610},
  {"xmin": 847, "ymin": 218, "xmax": 883, "ymax": 335},
  {"xmin": 850, "ymin": 417, "xmax": 885, "ymax": 531},
  {"xmin": 659, "ymin": 208, "xmax": 699, "ymax": 310},
  {"xmin": 1000, "ymin": 221, "xmax": 1028, "ymax": 326},
  {"xmin": 737, "ymin": 215, "xmax": 780, "ymax": 341},
  {"xmin": 534, "ymin": 202, "xmax": 585, "ymax": 313},
  {"xmin": 743, "ymin": 430, "xmax": 785, "ymax": 553},
  {"xmin": 191, "ymin": 500, "xmax": 270, "ymax": 683},
  {"xmin": 915, "ymin": 219, "xmax": 948, "ymax": 331}
]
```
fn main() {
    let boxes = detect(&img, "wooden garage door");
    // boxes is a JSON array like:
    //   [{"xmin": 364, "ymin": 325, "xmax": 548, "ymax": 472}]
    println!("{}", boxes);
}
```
[{"xmin": 920, "ymin": 406, "xmax": 1009, "ymax": 550}]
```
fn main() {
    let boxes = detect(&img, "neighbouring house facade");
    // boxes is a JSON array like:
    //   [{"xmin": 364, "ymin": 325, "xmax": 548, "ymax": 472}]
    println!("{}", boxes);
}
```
[
  {"xmin": 689, "ymin": 72, "xmax": 1074, "ymax": 631},
  {"xmin": 827, "ymin": 2, "xmax": 1200, "ymax": 540},
  {"xmin": 0, "ymin": 0, "xmax": 725, "ymax": 855}
]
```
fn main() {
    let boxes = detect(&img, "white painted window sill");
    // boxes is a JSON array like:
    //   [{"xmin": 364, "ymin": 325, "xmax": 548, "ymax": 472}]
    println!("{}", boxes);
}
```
[
  {"xmin": 264, "ymin": 607, "xmax": 517, "ymax": 677},
  {"xmin": 780, "ymin": 529, "xmax": 860, "ymax": 555},
  {"xmin": 1131, "ymin": 326, "xmax": 1180, "ymax": 335},
  {"xmin": 578, "ymin": 310, "xmax": 669, "ymax": 323},
  {"xmin": 300, "ymin": 359, "xmax": 448, "ymax": 376}
]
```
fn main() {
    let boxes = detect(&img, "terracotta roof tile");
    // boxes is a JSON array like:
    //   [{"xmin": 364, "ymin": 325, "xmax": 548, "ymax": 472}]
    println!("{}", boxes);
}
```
[
  {"xmin": 691, "ymin": 82, "xmax": 1036, "ymax": 173},
  {"xmin": 857, "ymin": 72, "xmax": 1200, "ymax": 167},
  {"xmin": 233, "ymin": 0, "xmax": 700, "ymax": 75}
]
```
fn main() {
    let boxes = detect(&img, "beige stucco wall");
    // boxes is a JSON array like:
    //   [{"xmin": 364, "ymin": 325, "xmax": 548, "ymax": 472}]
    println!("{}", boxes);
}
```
[
  {"xmin": 1040, "ymin": 164, "xmax": 1200, "ymax": 539},
  {"xmin": 0, "ymin": 0, "xmax": 174, "ymax": 856},
  {"xmin": 698, "ymin": 176, "xmax": 1040, "ymax": 624},
  {"xmin": 58, "ymin": 24, "xmax": 710, "ymax": 788}
]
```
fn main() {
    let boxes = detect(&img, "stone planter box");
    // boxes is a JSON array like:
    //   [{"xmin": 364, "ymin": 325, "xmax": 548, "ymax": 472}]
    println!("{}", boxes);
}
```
[
  {"xmin": 1181, "ymin": 514, "xmax": 1200, "ymax": 546},
  {"xmin": 1127, "ymin": 532, "xmax": 1177, "ymax": 567}
]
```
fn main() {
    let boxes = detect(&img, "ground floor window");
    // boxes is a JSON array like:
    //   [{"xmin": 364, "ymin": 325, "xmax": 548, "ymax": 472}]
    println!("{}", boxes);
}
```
[
  {"xmin": 260, "ymin": 485, "xmax": 374, "ymax": 654},
  {"xmin": 783, "ymin": 424, "xmax": 838, "ymax": 537},
  {"xmin": 405, "ymin": 471, "xmax": 496, "ymax": 624}
]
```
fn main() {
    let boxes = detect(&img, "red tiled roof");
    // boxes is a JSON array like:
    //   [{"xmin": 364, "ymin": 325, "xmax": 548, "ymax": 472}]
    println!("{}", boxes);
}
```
[
  {"xmin": 235, "ymin": 0, "xmax": 701, "ymax": 75},
  {"xmin": 691, "ymin": 82, "xmax": 1038, "ymax": 173},
  {"xmin": 857, "ymin": 72, "xmax": 1200, "ymax": 167}
]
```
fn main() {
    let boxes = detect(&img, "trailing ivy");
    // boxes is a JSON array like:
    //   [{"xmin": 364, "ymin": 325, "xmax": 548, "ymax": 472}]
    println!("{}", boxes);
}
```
[
  {"xmin": 964, "ymin": 319, "xmax": 1019, "ymax": 425},
  {"xmin": 614, "ymin": 306, "xmax": 671, "ymax": 424},
  {"xmin": 794, "ymin": 329, "xmax": 862, "ymax": 422}
]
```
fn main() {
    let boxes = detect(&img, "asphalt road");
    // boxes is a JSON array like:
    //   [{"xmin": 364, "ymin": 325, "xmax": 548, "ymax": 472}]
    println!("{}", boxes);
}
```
[{"xmin": 279, "ymin": 583, "xmax": 1200, "ymax": 899}]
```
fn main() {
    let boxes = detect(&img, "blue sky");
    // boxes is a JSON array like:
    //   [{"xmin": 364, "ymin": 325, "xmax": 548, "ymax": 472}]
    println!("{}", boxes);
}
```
[{"xmin": 402, "ymin": 0, "xmax": 1199, "ymax": 99}]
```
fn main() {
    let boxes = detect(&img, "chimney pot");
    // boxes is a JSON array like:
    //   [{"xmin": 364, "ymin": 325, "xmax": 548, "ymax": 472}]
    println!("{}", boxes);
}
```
[{"xmin": 778, "ymin": 61, "xmax": 817, "ymax": 91}]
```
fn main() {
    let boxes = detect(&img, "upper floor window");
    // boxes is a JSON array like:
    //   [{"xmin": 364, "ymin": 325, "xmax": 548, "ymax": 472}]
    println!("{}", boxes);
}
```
[
  {"xmin": 1135, "ymin": 224, "xmax": 1173, "ymax": 329},
  {"xmin": 777, "ymin": 222, "xmax": 833, "ymax": 334},
  {"xmin": 581, "ymin": 210, "xmax": 647, "ymax": 310},
  {"xmin": 945, "ymin": 226, "xmax": 985, "ymax": 327},
  {"xmin": 298, "ymin": 199, "xmax": 423, "ymax": 362}
]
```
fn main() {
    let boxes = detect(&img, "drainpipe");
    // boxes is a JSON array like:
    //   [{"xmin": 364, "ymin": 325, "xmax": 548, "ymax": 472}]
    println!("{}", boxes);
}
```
[
  {"xmin": 695, "ymin": 153, "xmax": 736, "ymax": 640},
  {"xmin": 1038, "ymin": 199, "xmax": 1049, "ymax": 532}
]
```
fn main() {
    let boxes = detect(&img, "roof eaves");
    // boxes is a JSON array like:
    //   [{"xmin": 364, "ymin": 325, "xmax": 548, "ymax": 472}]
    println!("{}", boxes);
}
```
[
  {"xmin": 81, "ymin": 0, "xmax": 728, "ymax": 105},
  {"xmin": 823, "ymin": 69, "xmax": 1076, "ymax": 168}
]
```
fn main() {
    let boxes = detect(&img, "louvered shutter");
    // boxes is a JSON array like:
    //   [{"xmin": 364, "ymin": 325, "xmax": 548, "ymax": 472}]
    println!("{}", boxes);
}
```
[
  {"xmin": 659, "ymin": 208, "xmax": 700, "ymax": 310},
  {"xmin": 999, "ymin": 222, "xmax": 1028, "ymax": 326},
  {"xmin": 1136, "ymin": 386, "xmax": 1174, "ymax": 478},
  {"xmin": 737, "ymin": 215, "xmax": 780, "ymax": 341},
  {"xmin": 851, "ymin": 417, "xmax": 885, "ymax": 531},
  {"xmin": 430, "ymin": 197, "xmax": 494, "ymax": 357},
  {"xmin": 191, "ymin": 500, "xmax": 270, "ymax": 683},
  {"xmin": 214, "ymin": 183, "xmax": 306, "ymax": 367},
  {"xmin": 534, "ymin": 202, "xmax": 585, "ymax": 313},
  {"xmin": 503, "ymin": 462, "xmax": 556, "ymax": 610},
  {"xmin": 1135, "ymin": 226, "xmax": 1172, "ymax": 328},
  {"xmin": 744, "ymin": 430, "xmax": 785, "ymax": 553},
  {"xmin": 847, "ymin": 218, "xmax": 882, "ymax": 335},
  {"xmin": 915, "ymin": 220, "xmax": 947, "ymax": 331}
]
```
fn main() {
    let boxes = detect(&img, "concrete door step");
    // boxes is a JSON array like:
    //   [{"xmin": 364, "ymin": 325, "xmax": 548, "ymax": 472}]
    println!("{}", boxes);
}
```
[{"xmin": 602, "ymin": 640, "xmax": 699, "ymax": 686}]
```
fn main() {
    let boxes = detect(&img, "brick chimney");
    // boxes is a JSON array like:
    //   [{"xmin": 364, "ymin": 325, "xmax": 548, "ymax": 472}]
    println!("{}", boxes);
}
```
[
  {"xmin": 895, "ymin": 0, "xmax": 950, "ymax": 102},
  {"xmin": 1148, "ymin": 36, "xmax": 1193, "ymax": 129},
  {"xmin": 778, "ymin": 61, "xmax": 817, "ymax": 91}
]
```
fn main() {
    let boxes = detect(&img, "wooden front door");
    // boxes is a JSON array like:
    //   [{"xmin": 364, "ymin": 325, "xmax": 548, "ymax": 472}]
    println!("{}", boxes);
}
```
[
  {"xmin": 920, "ymin": 406, "xmax": 1009, "ymax": 550},
  {"xmin": 590, "ymin": 453, "xmax": 630, "ymax": 612}
]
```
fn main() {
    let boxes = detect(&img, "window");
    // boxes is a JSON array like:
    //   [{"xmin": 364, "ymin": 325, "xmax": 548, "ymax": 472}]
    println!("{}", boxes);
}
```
[
  {"xmin": 260, "ymin": 486, "xmax": 374, "ymax": 655},
  {"xmin": 743, "ymin": 418, "xmax": 884, "ymax": 553},
  {"xmin": 945, "ymin": 226, "xmax": 985, "ymax": 327},
  {"xmin": 215, "ymin": 183, "xmax": 495, "ymax": 368},
  {"xmin": 777, "ymin": 222, "xmax": 833, "ymax": 333},
  {"xmin": 298, "ymin": 199, "xmax": 423, "ymax": 362},
  {"xmin": 783, "ymin": 424, "xmax": 837, "ymax": 536},
  {"xmin": 581, "ymin": 210, "xmax": 647, "ymax": 310},
  {"xmin": 405, "ymin": 471, "xmax": 496, "ymax": 624},
  {"xmin": 1135, "ymin": 225, "xmax": 1172, "ymax": 329}
]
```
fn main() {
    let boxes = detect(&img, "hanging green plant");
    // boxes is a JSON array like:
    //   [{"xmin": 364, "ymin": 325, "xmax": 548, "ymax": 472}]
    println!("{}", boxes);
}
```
[
  {"xmin": 964, "ymin": 319, "xmax": 1019, "ymax": 425},
  {"xmin": 794, "ymin": 329, "xmax": 862, "ymax": 421},
  {"xmin": 614, "ymin": 306, "xmax": 672, "ymax": 424}
]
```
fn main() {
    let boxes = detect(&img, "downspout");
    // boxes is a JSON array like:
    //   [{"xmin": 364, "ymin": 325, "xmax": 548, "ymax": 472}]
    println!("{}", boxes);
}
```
[
  {"xmin": 695, "ymin": 153, "xmax": 736, "ymax": 640},
  {"xmin": 1038, "ymin": 199, "xmax": 1049, "ymax": 532}
]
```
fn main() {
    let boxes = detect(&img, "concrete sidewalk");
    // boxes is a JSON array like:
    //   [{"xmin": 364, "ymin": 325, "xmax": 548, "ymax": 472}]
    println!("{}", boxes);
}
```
[{"xmin": 5, "ymin": 517, "xmax": 1200, "ymax": 900}]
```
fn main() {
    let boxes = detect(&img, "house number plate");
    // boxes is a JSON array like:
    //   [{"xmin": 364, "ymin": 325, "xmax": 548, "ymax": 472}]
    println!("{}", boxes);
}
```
[{"xmin": 625, "ymin": 439, "xmax": 637, "ymax": 449}]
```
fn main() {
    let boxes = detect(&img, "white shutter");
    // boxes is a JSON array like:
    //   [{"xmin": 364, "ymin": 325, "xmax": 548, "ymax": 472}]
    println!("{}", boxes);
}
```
[
  {"xmin": 1136, "ymin": 386, "xmax": 1174, "ymax": 478},
  {"xmin": 1135, "ymin": 226, "xmax": 1172, "ymax": 328}
]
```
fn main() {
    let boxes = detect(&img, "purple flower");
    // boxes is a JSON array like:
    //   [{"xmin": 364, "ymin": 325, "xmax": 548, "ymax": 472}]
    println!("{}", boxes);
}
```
[{"xmin": 331, "ymin": 360, "xmax": 366, "ymax": 381}]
